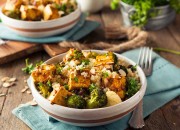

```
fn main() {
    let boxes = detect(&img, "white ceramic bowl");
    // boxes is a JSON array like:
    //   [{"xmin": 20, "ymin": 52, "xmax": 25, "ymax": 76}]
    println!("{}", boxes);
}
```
[
  {"xmin": 76, "ymin": 0, "xmax": 105, "ymax": 13},
  {"xmin": 27, "ymin": 50, "xmax": 147, "ymax": 127},
  {"xmin": 0, "ymin": 5, "xmax": 81, "ymax": 38}
]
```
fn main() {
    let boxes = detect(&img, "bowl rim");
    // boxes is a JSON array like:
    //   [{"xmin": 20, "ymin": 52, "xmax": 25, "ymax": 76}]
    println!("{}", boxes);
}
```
[
  {"xmin": 0, "ymin": 4, "xmax": 81, "ymax": 24},
  {"xmin": 29, "ymin": 50, "xmax": 147, "ymax": 112}
]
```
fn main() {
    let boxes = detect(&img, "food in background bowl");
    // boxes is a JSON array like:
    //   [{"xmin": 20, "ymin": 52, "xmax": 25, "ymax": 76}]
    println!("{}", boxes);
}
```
[
  {"xmin": 0, "ymin": 0, "xmax": 81, "ymax": 38},
  {"xmin": 31, "ymin": 49, "xmax": 141, "ymax": 109},
  {"xmin": 28, "ymin": 49, "xmax": 146, "ymax": 126},
  {"xmin": 2, "ymin": 0, "xmax": 77, "ymax": 21}
]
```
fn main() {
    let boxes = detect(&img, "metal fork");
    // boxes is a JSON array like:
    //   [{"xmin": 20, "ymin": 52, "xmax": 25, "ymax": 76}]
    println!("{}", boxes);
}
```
[{"xmin": 129, "ymin": 47, "xmax": 153, "ymax": 128}]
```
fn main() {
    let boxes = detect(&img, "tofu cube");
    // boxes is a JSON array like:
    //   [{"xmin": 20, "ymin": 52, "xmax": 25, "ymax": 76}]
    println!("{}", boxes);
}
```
[
  {"xmin": 20, "ymin": 5, "xmax": 42, "ymax": 21},
  {"xmin": 4, "ymin": 0, "xmax": 23, "ymax": 11},
  {"xmin": 43, "ymin": 4, "xmax": 60, "ymax": 21},
  {"xmin": 48, "ymin": 86, "xmax": 72, "ymax": 106},
  {"xmin": 95, "ymin": 52, "xmax": 114, "ymax": 66},
  {"xmin": 31, "ymin": 64, "xmax": 56, "ymax": 82},
  {"xmin": 68, "ymin": 70, "xmax": 90, "ymax": 90}
]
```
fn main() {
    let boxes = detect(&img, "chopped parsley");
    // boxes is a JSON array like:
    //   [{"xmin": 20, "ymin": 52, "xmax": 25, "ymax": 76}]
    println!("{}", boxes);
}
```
[
  {"xmin": 46, "ymin": 80, "xmax": 52, "ymax": 87},
  {"xmin": 126, "ymin": 77, "xmax": 140, "ymax": 98},
  {"xmin": 131, "ymin": 65, "xmax": 137, "ymax": 72},
  {"xmin": 74, "ymin": 50, "xmax": 83, "ymax": 59},
  {"xmin": 74, "ymin": 77, "xmax": 79, "ymax": 83},
  {"xmin": 64, "ymin": 84, "xmax": 69, "ymax": 90},
  {"xmin": 82, "ymin": 59, "xmax": 90, "ymax": 65},
  {"xmin": 102, "ymin": 72, "xmax": 109, "ymax": 78},
  {"xmin": 22, "ymin": 58, "xmax": 35, "ymax": 74},
  {"xmin": 89, "ymin": 83, "xmax": 96, "ymax": 92},
  {"xmin": 22, "ymin": 58, "xmax": 43, "ymax": 74}
]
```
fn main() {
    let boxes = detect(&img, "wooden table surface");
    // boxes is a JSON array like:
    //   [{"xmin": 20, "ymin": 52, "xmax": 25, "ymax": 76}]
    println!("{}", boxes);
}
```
[{"xmin": 0, "ymin": 1, "xmax": 180, "ymax": 130}]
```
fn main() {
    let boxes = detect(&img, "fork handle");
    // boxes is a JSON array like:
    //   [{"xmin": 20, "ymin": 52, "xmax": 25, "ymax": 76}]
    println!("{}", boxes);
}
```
[{"xmin": 128, "ymin": 100, "xmax": 145, "ymax": 128}]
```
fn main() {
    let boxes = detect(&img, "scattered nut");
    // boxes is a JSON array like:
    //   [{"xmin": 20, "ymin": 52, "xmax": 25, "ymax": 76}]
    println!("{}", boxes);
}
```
[
  {"xmin": 9, "ymin": 77, "xmax": 17, "ymax": 82},
  {"xmin": 2, "ymin": 82, "xmax": 11, "ymax": 88},
  {"xmin": 1, "ymin": 77, "xmax": 10, "ymax": 82},
  {"xmin": 27, "ymin": 100, "xmax": 37, "ymax": 106},
  {"xmin": 26, "ymin": 90, "xmax": 31, "ymax": 94},
  {"xmin": 24, "ymin": 80, "xmax": 27, "ymax": 83},
  {"xmin": 25, "ymin": 86, "xmax": 29, "ymax": 89},
  {"xmin": 21, "ymin": 88, "xmax": 28, "ymax": 93},
  {"xmin": 0, "ymin": 93, "xmax": 6, "ymax": 97}
]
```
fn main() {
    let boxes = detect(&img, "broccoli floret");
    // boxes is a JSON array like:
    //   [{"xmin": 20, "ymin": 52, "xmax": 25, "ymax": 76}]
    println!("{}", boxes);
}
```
[
  {"xmin": 37, "ymin": 82, "xmax": 53, "ymax": 98},
  {"xmin": 67, "ymin": 95, "xmax": 86, "ymax": 109},
  {"xmin": 87, "ymin": 88, "xmax": 107, "ymax": 109}
]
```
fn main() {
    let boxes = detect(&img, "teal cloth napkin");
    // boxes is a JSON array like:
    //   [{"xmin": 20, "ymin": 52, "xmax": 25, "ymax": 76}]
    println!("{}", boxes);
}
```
[
  {"xmin": 0, "ymin": 14, "xmax": 100, "ymax": 43},
  {"xmin": 12, "ymin": 48, "xmax": 180, "ymax": 130}
]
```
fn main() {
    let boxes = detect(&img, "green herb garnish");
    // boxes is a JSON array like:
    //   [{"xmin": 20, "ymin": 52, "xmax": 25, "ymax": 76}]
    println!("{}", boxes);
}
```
[
  {"xmin": 126, "ymin": 77, "xmax": 140, "ymax": 98},
  {"xmin": 22, "ymin": 59, "xmax": 43, "ymax": 74},
  {"xmin": 46, "ymin": 80, "xmax": 52, "ymax": 87},
  {"xmin": 102, "ymin": 72, "xmax": 109, "ymax": 78},
  {"xmin": 22, "ymin": 59, "xmax": 35, "ymax": 74},
  {"xmin": 64, "ymin": 84, "xmax": 69, "ymax": 90},
  {"xmin": 110, "ymin": 0, "xmax": 180, "ymax": 27},
  {"xmin": 74, "ymin": 77, "xmax": 78, "ymax": 83},
  {"xmin": 89, "ymin": 83, "xmax": 97, "ymax": 92},
  {"xmin": 82, "ymin": 59, "xmax": 90, "ymax": 65}
]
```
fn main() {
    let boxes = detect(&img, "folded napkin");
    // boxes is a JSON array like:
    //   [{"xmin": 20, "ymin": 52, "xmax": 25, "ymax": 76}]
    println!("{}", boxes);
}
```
[
  {"xmin": 12, "ymin": 48, "xmax": 180, "ymax": 130},
  {"xmin": 0, "ymin": 14, "xmax": 100, "ymax": 43}
]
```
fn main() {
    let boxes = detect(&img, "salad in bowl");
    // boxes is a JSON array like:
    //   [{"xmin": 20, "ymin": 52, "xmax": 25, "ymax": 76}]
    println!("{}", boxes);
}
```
[{"xmin": 28, "ymin": 49, "xmax": 146, "ymax": 126}]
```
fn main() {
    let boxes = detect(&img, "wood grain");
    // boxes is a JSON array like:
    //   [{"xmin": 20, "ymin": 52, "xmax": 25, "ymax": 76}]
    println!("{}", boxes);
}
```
[
  {"xmin": 0, "ymin": 41, "xmax": 42, "ymax": 64},
  {"xmin": 0, "ymin": 0, "xmax": 180, "ymax": 130}
]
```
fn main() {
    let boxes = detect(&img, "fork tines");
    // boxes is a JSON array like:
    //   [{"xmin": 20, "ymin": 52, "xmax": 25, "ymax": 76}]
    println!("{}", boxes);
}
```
[{"xmin": 138, "ymin": 47, "xmax": 153, "ymax": 76}]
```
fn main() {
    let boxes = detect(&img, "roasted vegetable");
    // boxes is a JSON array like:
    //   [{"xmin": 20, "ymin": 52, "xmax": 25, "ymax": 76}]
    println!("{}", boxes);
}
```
[
  {"xmin": 3, "ymin": 0, "xmax": 77, "ymax": 21},
  {"xmin": 87, "ymin": 88, "xmax": 107, "ymax": 109},
  {"xmin": 67, "ymin": 95, "xmax": 86, "ymax": 109},
  {"xmin": 106, "ymin": 90, "xmax": 122, "ymax": 107},
  {"xmin": 37, "ymin": 82, "xmax": 53, "ymax": 98}
]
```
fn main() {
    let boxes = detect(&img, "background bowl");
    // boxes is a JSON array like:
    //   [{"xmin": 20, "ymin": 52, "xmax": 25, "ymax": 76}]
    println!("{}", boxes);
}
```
[
  {"xmin": 76, "ymin": 0, "xmax": 105, "ymax": 13},
  {"xmin": 27, "ymin": 50, "xmax": 147, "ymax": 127},
  {"xmin": 0, "ymin": 5, "xmax": 81, "ymax": 38}
]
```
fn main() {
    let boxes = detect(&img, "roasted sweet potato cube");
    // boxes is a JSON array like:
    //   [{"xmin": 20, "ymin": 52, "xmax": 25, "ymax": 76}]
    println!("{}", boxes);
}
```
[
  {"xmin": 105, "ymin": 76, "xmax": 126, "ymax": 99},
  {"xmin": 68, "ymin": 71, "xmax": 90, "ymax": 90},
  {"xmin": 109, "ymin": 76, "xmax": 126, "ymax": 90},
  {"xmin": 48, "ymin": 86, "xmax": 72, "ymax": 106}
]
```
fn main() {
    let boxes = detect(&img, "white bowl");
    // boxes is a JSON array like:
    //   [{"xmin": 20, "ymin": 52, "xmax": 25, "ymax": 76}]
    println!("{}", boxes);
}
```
[
  {"xmin": 27, "ymin": 50, "xmax": 147, "ymax": 127},
  {"xmin": 76, "ymin": 0, "xmax": 105, "ymax": 13},
  {"xmin": 0, "ymin": 5, "xmax": 81, "ymax": 38}
]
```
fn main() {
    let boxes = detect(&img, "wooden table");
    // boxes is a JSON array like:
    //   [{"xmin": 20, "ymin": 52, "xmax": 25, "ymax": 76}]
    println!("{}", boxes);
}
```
[{"xmin": 0, "ymin": 1, "xmax": 180, "ymax": 130}]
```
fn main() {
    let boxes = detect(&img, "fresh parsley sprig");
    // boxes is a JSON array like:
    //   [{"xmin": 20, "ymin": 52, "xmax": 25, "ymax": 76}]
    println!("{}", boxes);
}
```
[{"xmin": 22, "ymin": 58, "xmax": 43, "ymax": 74}]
